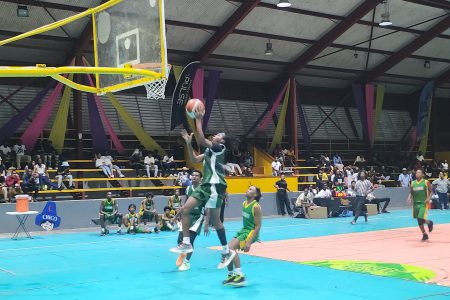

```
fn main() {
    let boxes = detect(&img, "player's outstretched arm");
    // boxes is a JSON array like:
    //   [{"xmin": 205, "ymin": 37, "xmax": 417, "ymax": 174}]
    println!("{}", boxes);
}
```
[
  {"xmin": 181, "ymin": 130, "xmax": 204, "ymax": 163},
  {"xmin": 193, "ymin": 115, "xmax": 213, "ymax": 149}
]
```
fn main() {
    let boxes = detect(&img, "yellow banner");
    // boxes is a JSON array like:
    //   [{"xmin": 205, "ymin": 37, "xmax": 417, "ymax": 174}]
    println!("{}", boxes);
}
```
[
  {"xmin": 106, "ymin": 93, "xmax": 166, "ymax": 154},
  {"xmin": 419, "ymin": 97, "xmax": 433, "ymax": 155},
  {"xmin": 269, "ymin": 81, "xmax": 290, "ymax": 153},
  {"xmin": 173, "ymin": 65, "xmax": 183, "ymax": 82},
  {"xmin": 48, "ymin": 74, "xmax": 73, "ymax": 153}
]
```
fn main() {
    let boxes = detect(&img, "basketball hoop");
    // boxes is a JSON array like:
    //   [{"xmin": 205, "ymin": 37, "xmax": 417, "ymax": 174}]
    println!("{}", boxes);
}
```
[{"xmin": 144, "ymin": 64, "xmax": 171, "ymax": 100}]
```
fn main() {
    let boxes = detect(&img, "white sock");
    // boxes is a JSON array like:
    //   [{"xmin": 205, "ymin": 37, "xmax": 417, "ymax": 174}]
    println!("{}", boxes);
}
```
[
  {"xmin": 183, "ymin": 237, "xmax": 191, "ymax": 245},
  {"xmin": 235, "ymin": 268, "xmax": 243, "ymax": 275},
  {"xmin": 222, "ymin": 245, "xmax": 229, "ymax": 254}
]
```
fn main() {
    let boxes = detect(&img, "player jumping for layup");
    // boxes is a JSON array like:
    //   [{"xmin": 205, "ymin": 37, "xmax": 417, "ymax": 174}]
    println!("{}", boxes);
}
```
[
  {"xmin": 171, "ymin": 113, "xmax": 235, "ymax": 269},
  {"xmin": 409, "ymin": 169, "xmax": 434, "ymax": 241}
]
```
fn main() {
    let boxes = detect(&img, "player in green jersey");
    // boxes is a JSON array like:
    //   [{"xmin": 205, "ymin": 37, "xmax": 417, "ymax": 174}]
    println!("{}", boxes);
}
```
[
  {"xmin": 223, "ymin": 186, "xmax": 262, "ymax": 287},
  {"xmin": 171, "ymin": 112, "xmax": 235, "ymax": 270},
  {"xmin": 139, "ymin": 192, "xmax": 160, "ymax": 233},
  {"xmin": 175, "ymin": 170, "xmax": 210, "ymax": 271},
  {"xmin": 99, "ymin": 192, "xmax": 123, "ymax": 235},
  {"xmin": 409, "ymin": 169, "xmax": 434, "ymax": 241}
]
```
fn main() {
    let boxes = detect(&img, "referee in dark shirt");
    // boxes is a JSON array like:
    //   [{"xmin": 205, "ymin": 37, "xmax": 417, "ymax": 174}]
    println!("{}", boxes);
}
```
[{"xmin": 274, "ymin": 174, "xmax": 293, "ymax": 217}]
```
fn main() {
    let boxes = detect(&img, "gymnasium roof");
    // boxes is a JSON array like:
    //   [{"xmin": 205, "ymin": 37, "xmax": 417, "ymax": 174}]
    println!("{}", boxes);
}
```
[{"xmin": 0, "ymin": 0, "xmax": 449, "ymax": 97}]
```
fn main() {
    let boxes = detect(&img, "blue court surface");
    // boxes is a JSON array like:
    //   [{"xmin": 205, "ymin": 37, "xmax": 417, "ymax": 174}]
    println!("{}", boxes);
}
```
[{"xmin": 1, "ymin": 209, "xmax": 450, "ymax": 300}]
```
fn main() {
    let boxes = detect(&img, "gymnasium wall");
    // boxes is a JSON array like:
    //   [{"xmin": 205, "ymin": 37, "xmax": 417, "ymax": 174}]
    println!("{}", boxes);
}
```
[{"xmin": 0, "ymin": 188, "xmax": 410, "ymax": 234}]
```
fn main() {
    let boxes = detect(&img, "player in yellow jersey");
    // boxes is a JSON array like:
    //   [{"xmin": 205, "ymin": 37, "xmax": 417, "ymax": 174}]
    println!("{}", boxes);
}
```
[{"xmin": 223, "ymin": 186, "xmax": 262, "ymax": 287}]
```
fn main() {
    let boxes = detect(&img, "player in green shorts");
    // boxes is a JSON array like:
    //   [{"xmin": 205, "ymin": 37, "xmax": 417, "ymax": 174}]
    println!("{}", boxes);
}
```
[
  {"xmin": 171, "ymin": 112, "xmax": 235, "ymax": 270},
  {"xmin": 139, "ymin": 192, "xmax": 160, "ymax": 233},
  {"xmin": 124, "ymin": 204, "xmax": 152, "ymax": 234},
  {"xmin": 223, "ymin": 186, "xmax": 262, "ymax": 287},
  {"xmin": 175, "ymin": 170, "xmax": 210, "ymax": 271},
  {"xmin": 409, "ymin": 169, "xmax": 434, "ymax": 241},
  {"xmin": 168, "ymin": 189, "xmax": 182, "ymax": 213},
  {"xmin": 99, "ymin": 192, "xmax": 123, "ymax": 235}
]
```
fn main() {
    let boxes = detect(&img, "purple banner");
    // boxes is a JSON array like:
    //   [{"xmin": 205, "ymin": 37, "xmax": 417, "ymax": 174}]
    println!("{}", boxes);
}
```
[
  {"xmin": 87, "ymin": 93, "xmax": 109, "ymax": 154},
  {"xmin": 365, "ymin": 84, "xmax": 375, "ymax": 147},
  {"xmin": 296, "ymin": 87, "xmax": 311, "ymax": 152},
  {"xmin": 352, "ymin": 83, "xmax": 368, "ymax": 141},
  {"xmin": 203, "ymin": 70, "xmax": 222, "ymax": 131},
  {"xmin": 258, "ymin": 80, "xmax": 289, "ymax": 131},
  {"xmin": 0, "ymin": 81, "xmax": 55, "ymax": 144},
  {"xmin": 416, "ymin": 81, "xmax": 433, "ymax": 139}
]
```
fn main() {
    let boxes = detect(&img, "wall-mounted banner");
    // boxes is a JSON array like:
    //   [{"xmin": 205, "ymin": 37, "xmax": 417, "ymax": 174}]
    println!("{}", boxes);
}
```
[{"xmin": 170, "ymin": 61, "xmax": 200, "ymax": 130}]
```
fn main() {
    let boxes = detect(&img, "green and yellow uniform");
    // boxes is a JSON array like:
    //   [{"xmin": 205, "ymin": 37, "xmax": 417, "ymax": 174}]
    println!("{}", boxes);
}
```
[
  {"xmin": 191, "ymin": 145, "xmax": 227, "ymax": 209},
  {"xmin": 185, "ymin": 185, "xmax": 205, "ymax": 234},
  {"xmin": 171, "ymin": 195, "xmax": 182, "ymax": 209},
  {"xmin": 126, "ymin": 212, "xmax": 140, "ymax": 233},
  {"xmin": 139, "ymin": 199, "xmax": 157, "ymax": 220},
  {"xmin": 235, "ymin": 200, "xmax": 260, "ymax": 250},
  {"xmin": 412, "ymin": 179, "xmax": 429, "ymax": 219},
  {"xmin": 102, "ymin": 199, "xmax": 120, "ymax": 224}
]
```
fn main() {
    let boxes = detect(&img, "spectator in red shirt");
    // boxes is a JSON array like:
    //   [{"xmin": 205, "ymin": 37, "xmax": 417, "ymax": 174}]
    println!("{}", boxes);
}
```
[{"xmin": 6, "ymin": 169, "xmax": 22, "ymax": 202}]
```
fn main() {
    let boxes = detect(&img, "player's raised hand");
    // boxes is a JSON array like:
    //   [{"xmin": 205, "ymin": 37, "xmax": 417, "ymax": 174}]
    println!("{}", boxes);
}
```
[{"xmin": 181, "ymin": 129, "xmax": 193, "ymax": 144}]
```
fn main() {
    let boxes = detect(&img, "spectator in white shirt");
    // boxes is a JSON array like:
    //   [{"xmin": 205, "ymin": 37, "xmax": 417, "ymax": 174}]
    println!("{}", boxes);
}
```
[
  {"xmin": 34, "ymin": 158, "xmax": 58, "ymax": 190},
  {"xmin": 432, "ymin": 172, "xmax": 449, "ymax": 210},
  {"xmin": 398, "ymin": 168, "xmax": 411, "ymax": 187},
  {"xmin": 416, "ymin": 151, "xmax": 424, "ymax": 162},
  {"xmin": 144, "ymin": 152, "xmax": 158, "ymax": 177},
  {"xmin": 225, "ymin": 162, "xmax": 243, "ymax": 176},
  {"xmin": 441, "ymin": 160, "xmax": 448, "ymax": 172},
  {"xmin": 315, "ymin": 186, "xmax": 332, "ymax": 198},
  {"xmin": 102, "ymin": 153, "xmax": 125, "ymax": 178},
  {"xmin": 346, "ymin": 181, "xmax": 357, "ymax": 197},
  {"xmin": 13, "ymin": 142, "xmax": 31, "ymax": 169},
  {"xmin": 0, "ymin": 143, "xmax": 11, "ymax": 157},
  {"xmin": 271, "ymin": 158, "xmax": 282, "ymax": 176},
  {"xmin": 162, "ymin": 154, "xmax": 176, "ymax": 177},
  {"xmin": 296, "ymin": 188, "xmax": 315, "ymax": 218},
  {"xmin": 95, "ymin": 153, "xmax": 113, "ymax": 178}
]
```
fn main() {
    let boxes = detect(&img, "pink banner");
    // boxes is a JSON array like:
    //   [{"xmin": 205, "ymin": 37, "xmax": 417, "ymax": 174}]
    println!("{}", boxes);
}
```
[
  {"xmin": 365, "ymin": 84, "xmax": 375, "ymax": 147},
  {"xmin": 192, "ymin": 68, "xmax": 204, "ymax": 100},
  {"xmin": 258, "ymin": 81, "xmax": 289, "ymax": 131},
  {"xmin": 84, "ymin": 73, "xmax": 125, "ymax": 154},
  {"xmin": 21, "ymin": 81, "xmax": 66, "ymax": 151}
]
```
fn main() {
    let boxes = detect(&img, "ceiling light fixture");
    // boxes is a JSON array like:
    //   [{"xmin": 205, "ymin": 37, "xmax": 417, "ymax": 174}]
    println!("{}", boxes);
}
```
[
  {"xmin": 379, "ymin": 0, "xmax": 392, "ymax": 26},
  {"xmin": 17, "ymin": 5, "xmax": 29, "ymax": 17},
  {"xmin": 277, "ymin": 0, "xmax": 292, "ymax": 8},
  {"xmin": 265, "ymin": 40, "xmax": 274, "ymax": 56}
]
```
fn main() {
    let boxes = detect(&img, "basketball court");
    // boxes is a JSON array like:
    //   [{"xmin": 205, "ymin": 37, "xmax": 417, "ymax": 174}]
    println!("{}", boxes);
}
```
[{"xmin": 1, "ymin": 209, "xmax": 450, "ymax": 299}]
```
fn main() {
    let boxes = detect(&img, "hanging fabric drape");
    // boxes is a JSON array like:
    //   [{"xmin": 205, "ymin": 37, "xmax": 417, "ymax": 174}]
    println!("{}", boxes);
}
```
[
  {"xmin": 352, "ymin": 83, "xmax": 368, "ymax": 142},
  {"xmin": 365, "ymin": 84, "xmax": 375, "ymax": 148},
  {"xmin": 417, "ymin": 82, "xmax": 434, "ymax": 154},
  {"xmin": 21, "ymin": 79, "xmax": 68, "ymax": 151},
  {"xmin": 48, "ymin": 75, "xmax": 73, "ymax": 153},
  {"xmin": 106, "ymin": 93, "xmax": 166, "ymax": 154},
  {"xmin": 296, "ymin": 83, "xmax": 311, "ymax": 153},
  {"xmin": 373, "ymin": 85, "xmax": 385, "ymax": 144},
  {"xmin": 269, "ymin": 81, "xmax": 290, "ymax": 153},
  {"xmin": 0, "ymin": 80, "xmax": 55, "ymax": 144},
  {"xmin": 87, "ymin": 92, "xmax": 109, "ymax": 154},
  {"xmin": 257, "ymin": 80, "xmax": 289, "ymax": 132},
  {"xmin": 203, "ymin": 70, "xmax": 222, "ymax": 131},
  {"xmin": 173, "ymin": 65, "xmax": 183, "ymax": 82}
]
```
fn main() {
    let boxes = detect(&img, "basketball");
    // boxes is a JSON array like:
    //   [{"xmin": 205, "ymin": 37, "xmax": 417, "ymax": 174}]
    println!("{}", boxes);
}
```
[{"xmin": 185, "ymin": 98, "xmax": 205, "ymax": 119}]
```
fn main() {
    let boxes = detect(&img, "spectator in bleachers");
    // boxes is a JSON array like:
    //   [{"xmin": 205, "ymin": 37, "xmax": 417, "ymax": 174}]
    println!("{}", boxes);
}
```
[
  {"xmin": 274, "ymin": 174, "xmax": 293, "ymax": 217},
  {"xmin": 24, "ymin": 159, "xmax": 36, "ymax": 173},
  {"xmin": 103, "ymin": 153, "xmax": 125, "ymax": 178},
  {"xmin": 321, "ymin": 153, "xmax": 331, "ymax": 167},
  {"xmin": 346, "ymin": 181, "xmax": 357, "ymax": 197},
  {"xmin": 379, "ymin": 166, "xmax": 391, "ymax": 180},
  {"xmin": 398, "ymin": 168, "xmax": 412, "ymax": 187},
  {"xmin": 55, "ymin": 161, "xmax": 74, "ymax": 190},
  {"xmin": 0, "ymin": 157, "xmax": 5, "ymax": 177},
  {"xmin": 6, "ymin": 169, "xmax": 22, "ymax": 202},
  {"xmin": 42, "ymin": 140, "xmax": 55, "ymax": 168},
  {"xmin": 271, "ymin": 158, "xmax": 282, "ymax": 176},
  {"xmin": 225, "ymin": 162, "xmax": 243, "ymax": 176},
  {"xmin": 315, "ymin": 184, "xmax": 332, "ymax": 198},
  {"xmin": 296, "ymin": 187, "xmax": 315, "ymax": 219},
  {"xmin": 95, "ymin": 153, "xmax": 113, "ymax": 178},
  {"xmin": 333, "ymin": 170, "xmax": 345, "ymax": 187},
  {"xmin": 441, "ymin": 160, "xmax": 448, "ymax": 173},
  {"xmin": 177, "ymin": 167, "xmax": 191, "ymax": 187},
  {"xmin": 432, "ymin": 172, "xmax": 449, "ymax": 210},
  {"xmin": 354, "ymin": 155, "xmax": 366, "ymax": 168},
  {"xmin": 0, "ymin": 162, "xmax": 8, "ymax": 202},
  {"xmin": 333, "ymin": 153, "xmax": 343, "ymax": 171},
  {"xmin": 162, "ymin": 153, "xmax": 176, "ymax": 177},
  {"xmin": 416, "ymin": 151, "xmax": 424, "ymax": 163},
  {"xmin": 0, "ymin": 143, "xmax": 11, "ymax": 161},
  {"xmin": 144, "ymin": 152, "xmax": 158, "ymax": 178},
  {"xmin": 13, "ymin": 142, "xmax": 30, "ymax": 169},
  {"xmin": 34, "ymin": 158, "xmax": 59, "ymax": 190},
  {"xmin": 22, "ymin": 169, "xmax": 39, "ymax": 201},
  {"xmin": 242, "ymin": 151, "xmax": 254, "ymax": 176},
  {"xmin": 129, "ymin": 149, "xmax": 143, "ymax": 177}
]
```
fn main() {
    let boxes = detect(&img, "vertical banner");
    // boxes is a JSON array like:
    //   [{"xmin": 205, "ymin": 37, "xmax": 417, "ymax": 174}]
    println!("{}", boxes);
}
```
[
  {"xmin": 21, "ymin": 80, "xmax": 67, "ymax": 151},
  {"xmin": 203, "ymin": 70, "xmax": 222, "ymax": 131},
  {"xmin": 107, "ymin": 93, "xmax": 166, "ymax": 154},
  {"xmin": 170, "ymin": 61, "xmax": 200, "ymax": 130},
  {"xmin": 173, "ymin": 65, "xmax": 183, "ymax": 82},
  {"xmin": 365, "ymin": 84, "xmax": 375, "ymax": 148},
  {"xmin": 297, "ymin": 92, "xmax": 311, "ymax": 154},
  {"xmin": 0, "ymin": 81, "xmax": 54, "ymax": 144},
  {"xmin": 269, "ymin": 81, "xmax": 290, "ymax": 153},
  {"xmin": 257, "ymin": 80, "xmax": 289, "ymax": 131},
  {"xmin": 84, "ymin": 72, "xmax": 125, "ymax": 154},
  {"xmin": 192, "ymin": 68, "xmax": 204, "ymax": 100},
  {"xmin": 352, "ymin": 83, "xmax": 368, "ymax": 142},
  {"xmin": 289, "ymin": 79, "xmax": 299, "ymax": 158},
  {"xmin": 417, "ymin": 82, "xmax": 434, "ymax": 154},
  {"xmin": 49, "ymin": 75, "xmax": 73, "ymax": 153},
  {"xmin": 87, "ymin": 93, "xmax": 109, "ymax": 154},
  {"xmin": 373, "ymin": 84, "xmax": 385, "ymax": 143}
]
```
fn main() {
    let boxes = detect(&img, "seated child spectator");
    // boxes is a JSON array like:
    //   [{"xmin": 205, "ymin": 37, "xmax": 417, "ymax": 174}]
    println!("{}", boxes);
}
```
[{"xmin": 161, "ymin": 206, "xmax": 177, "ymax": 231}]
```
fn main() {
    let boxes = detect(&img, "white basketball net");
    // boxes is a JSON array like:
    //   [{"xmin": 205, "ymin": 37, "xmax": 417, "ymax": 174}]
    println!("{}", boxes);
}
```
[{"xmin": 144, "ymin": 65, "xmax": 171, "ymax": 100}]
